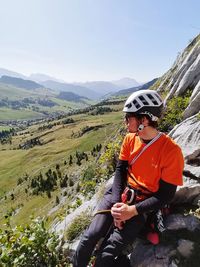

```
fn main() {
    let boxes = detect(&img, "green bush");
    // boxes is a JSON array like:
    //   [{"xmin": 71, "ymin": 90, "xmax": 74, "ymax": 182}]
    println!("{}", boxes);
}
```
[
  {"xmin": 82, "ymin": 165, "xmax": 96, "ymax": 181},
  {"xmin": 0, "ymin": 218, "xmax": 60, "ymax": 267},
  {"xmin": 99, "ymin": 138, "xmax": 122, "ymax": 174},
  {"xmin": 159, "ymin": 92, "xmax": 191, "ymax": 132},
  {"xmin": 65, "ymin": 212, "xmax": 92, "ymax": 242},
  {"xmin": 81, "ymin": 180, "xmax": 96, "ymax": 196}
]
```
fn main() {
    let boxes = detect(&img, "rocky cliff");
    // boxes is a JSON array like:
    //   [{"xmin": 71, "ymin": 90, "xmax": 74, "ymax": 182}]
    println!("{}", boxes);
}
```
[{"xmin": 156, "ymin": 34, "xmax": 200, "ymax": 120}]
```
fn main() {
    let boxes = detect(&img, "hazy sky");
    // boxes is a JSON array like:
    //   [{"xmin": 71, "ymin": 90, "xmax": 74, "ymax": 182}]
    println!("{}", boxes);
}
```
[{"xmin": 0, "ymin": 0, "xmax": 199, "ymax": 83}]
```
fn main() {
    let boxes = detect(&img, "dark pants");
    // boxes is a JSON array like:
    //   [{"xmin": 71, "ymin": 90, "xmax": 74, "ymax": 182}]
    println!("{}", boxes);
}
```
[{"xmin": 72, "ymin": 187, "xmax": 145, "ymax": 267}]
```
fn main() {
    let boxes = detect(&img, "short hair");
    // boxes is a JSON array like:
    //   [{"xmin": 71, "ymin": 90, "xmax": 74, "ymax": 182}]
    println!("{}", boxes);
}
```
[{"xmin": 134, "ymin": 114, "xmax": 158, "ymax": 128}]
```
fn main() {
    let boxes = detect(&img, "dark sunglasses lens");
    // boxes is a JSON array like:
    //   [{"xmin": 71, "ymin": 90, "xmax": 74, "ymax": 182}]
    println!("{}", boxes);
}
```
[{"xmin": 125, "ymin": 114, "xmax": 130, "ymax": 121}]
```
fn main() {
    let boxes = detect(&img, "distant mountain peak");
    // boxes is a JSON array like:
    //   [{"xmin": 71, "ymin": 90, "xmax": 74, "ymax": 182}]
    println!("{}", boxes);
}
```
[
  {"xmin": 57, "ymin": 91, "xmax": 89, "ymax": 103},
  {"xmin": 0, "ymin": 75, "xmax": 44, "ymax": 90},
  {"xmin": 0, "ymin": 67, "xmax": 27, "ymax": 79},
  {"xmin": 111, "ymin": 77, "xmax": 141, "ymax": 88},
  {"xmin": 29, "ymin": 73, "xmax": 65, "ymax": 83}
]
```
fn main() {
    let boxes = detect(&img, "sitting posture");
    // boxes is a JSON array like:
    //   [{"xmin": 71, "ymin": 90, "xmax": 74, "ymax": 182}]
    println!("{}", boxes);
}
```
[{"xmin": 73, "ymin": 90, "xmax": 184, "ymax": 267}]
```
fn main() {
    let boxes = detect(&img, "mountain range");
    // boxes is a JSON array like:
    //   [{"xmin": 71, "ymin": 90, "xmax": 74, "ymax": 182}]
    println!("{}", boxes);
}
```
[
  {"xmin": 0, "ymin": 75, "xmax": 44, "ymax": 90},
  {"xmin": 0, "ymin": 67, "xmax": 142, "ymax": 100}
]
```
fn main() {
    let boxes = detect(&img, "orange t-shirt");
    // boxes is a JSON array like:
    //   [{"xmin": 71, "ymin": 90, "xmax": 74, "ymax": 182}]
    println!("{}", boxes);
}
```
[{"xmin": 119, "ymin": 133, "xmax": 184, "ymax": 193}]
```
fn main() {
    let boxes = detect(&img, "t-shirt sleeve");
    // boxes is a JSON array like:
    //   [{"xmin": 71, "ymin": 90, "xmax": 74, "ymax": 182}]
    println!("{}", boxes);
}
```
[
  {"xmin": 161, "ymin": 145, "xmax": 184, "ymax": 186},
  {"xmin": 119, "ymin": 135, "xmax": 130, "ymax": 161}
]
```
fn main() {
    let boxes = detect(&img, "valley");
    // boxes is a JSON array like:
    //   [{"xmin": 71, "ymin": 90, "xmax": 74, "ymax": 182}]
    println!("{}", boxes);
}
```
[{"xmin": 0, "ymin": 99, "xmax": 125, "ymax": 228}]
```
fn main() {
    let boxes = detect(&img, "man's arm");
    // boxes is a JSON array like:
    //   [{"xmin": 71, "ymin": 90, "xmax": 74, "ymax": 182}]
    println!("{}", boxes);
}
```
[
  {"xmin": 111, "ymin": 160, "xmax": 128, "ymax": 204},
  {"xmin": 111, "ymin": 179, "xmax": 177, "ymax": 226},
  {"xmin": 135, "ymin": 179, "xmax": 177, "ymax": 214}
]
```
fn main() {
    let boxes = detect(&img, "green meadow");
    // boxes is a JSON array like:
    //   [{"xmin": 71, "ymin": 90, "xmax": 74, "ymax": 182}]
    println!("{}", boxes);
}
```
[
  {"xmin": 0, "ymin": 82, "xmax": 95, "ymax": 120},
  {"xmin": 0, "ymin": 102, "xmax": 124, "ymax": 226}
]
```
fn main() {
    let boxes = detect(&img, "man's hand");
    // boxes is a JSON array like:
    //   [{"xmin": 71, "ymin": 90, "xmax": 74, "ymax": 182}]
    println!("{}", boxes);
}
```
[
  {"xmin": 113, "ymin": 218, "xmax": 125, "ymax": 230},
  {"xmin": 111, "ymin": 202, "xmax": 138, "ymax": 229}
]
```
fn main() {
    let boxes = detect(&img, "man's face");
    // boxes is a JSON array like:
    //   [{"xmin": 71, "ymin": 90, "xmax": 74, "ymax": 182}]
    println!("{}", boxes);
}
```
[{"xmin": 124, "ymin": 113, "xmax": 139, "ymax": 133}]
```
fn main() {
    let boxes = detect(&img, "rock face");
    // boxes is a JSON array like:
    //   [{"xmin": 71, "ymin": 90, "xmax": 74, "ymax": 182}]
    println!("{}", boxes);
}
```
[
  {"xmin": 157, "ymin": 34, "xmax": 200, "ymax": 119},
  {"xmin": 130, "ymin": 243, "xmax": 176, "ymax": 267},
  {"xmin": 169, "ymin": 114, "xmax": 200, "ymax": 205}
]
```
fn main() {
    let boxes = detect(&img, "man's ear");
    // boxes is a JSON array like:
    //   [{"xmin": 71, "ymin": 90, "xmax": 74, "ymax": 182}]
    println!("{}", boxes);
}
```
[{"xmin": 142, "ymin": 116, "xmax": 149, "ymax": 126}]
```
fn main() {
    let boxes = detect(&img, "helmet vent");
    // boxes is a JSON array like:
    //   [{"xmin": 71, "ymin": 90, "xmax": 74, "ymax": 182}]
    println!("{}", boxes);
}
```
[
  {"xmin": 125, "ymin": 103, "xmax": 132, "ymax": 108},
  {"xmin": 147, "ymin": 94, "xmax": 154, "ymax": 99},
  {"xmin": 147, "ymin": 93, "xmax": 160, "ymax": 105},
  {"xmin": 138, "ymin": 95, "xmax": 149, "ymax": 105},
  {"xmin": 133, "ymin": 99, "xmax": 141, "ymax": 109},
  {"xmin": 151, "ymin": 99, "xmax": 159, "ymax": 105}
]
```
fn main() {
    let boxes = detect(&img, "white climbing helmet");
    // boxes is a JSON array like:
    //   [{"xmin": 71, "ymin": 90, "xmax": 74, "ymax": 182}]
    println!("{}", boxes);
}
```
[{"xmin": 123, "ymin": 90, "xmax": 163, "ymax": 121}]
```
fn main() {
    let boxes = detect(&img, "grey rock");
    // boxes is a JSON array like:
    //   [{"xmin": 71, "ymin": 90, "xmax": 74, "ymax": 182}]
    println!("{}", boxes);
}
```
[
  {"xmin": 165, "ymin": 214, "xmax": 200, "ymax": 231},
  {"xmin": 163, "ymin": 40, "xmax": 200, "ymax": 101},
  {"xmin": 130, "ymin": 242, "xmax": 176, "ymax": 267},
  {"xmin": 53, "ymin": 193, "xmax": 98, "ymax": 235},
  {"xmin": 175, "ymin": 53, "xmax": 200, "ymax": 96},
  {"xmin": 172, "ymin": 184, "xmax": 200, "ymax": 205},
  {"xmin": 169, "ymin": 114, "xmax": 200, "ymax": 157},
  {"xmin": 177, "ymin": 239, "xmax": 194, "ymax": 258},
  {"xmin": 184, "ymin": 80, "xmax": 200, "ymax": 118},
  {"xmin": 169, "ymin": 260, "xmax": 179, "ymax": 267},
  {"xmin": 52, "ymin": 177, "xmax": 114, "ymax": 235},
  {"xmin": 157, "ymin": 34, "xmax": 200, "ymax": 120},
  {"xmin": 169, "ymin": 115, "xmax": 200, "ymax": 190}
]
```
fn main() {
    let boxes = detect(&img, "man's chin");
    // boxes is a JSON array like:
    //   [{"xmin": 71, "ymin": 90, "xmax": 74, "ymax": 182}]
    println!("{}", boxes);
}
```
[{"xmin": 128, "ymin": 129, "xmax": 137, "ymax": 133}]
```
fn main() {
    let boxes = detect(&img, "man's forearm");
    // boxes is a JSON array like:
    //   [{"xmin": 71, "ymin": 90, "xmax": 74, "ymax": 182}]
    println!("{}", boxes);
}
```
[
  {"xmin": 112, "ymin": 160, "xmax": 128, "ymax": 203},
  {"xmin": 135, "ymin": 179, "xmax": 177, "ymax": 214}
]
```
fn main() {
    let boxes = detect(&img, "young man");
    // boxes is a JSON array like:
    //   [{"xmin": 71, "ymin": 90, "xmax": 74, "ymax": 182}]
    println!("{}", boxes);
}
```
[{"xmin": 73, "ymin": 90, "xmax": 184, "ymax": 267}]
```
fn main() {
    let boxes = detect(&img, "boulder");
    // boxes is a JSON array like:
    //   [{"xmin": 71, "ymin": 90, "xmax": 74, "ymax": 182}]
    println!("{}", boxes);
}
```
[
  {"xmin": 130, "ymin": 242, "xmax": 176, "ymax": 267},
  {"xmin": 184, "ymin": 80, "xmax": 200, "ymax": 119},
  {"xmin": 165, "ymin": 214, "xmax": 200, "ymax": 231},
  {"xmin": 177, "ymin": 239, "xmax": 194, "ymax": 258}
]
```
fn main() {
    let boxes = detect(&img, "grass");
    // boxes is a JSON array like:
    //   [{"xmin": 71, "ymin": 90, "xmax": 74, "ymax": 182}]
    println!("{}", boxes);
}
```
[
  {"xmin": 0, "ymin": 106, "xmax": 123, "ymax": 226},
  {"xmin": 0, "ymin": 82, "xmax": 92, "ymax": 120},
  {"xmin": 0, "ymin": 125, "xmax": 12, "ymax": 131},
  {"xmin": 65, "ymin": 211, "xmax": 92, "ymax": 241},
  {"xmin": 0, "ymin": 108, "xmax": 43, "ymax": 120},
  {"xmin": 0, "ymin": 83, "xmax": 36, "ymax": 100}
]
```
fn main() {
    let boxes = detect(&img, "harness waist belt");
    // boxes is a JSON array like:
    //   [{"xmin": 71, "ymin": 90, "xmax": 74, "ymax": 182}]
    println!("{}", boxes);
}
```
[{"xmin": 121, "ymin": 185, "xmax": 153, "ymax": 204}]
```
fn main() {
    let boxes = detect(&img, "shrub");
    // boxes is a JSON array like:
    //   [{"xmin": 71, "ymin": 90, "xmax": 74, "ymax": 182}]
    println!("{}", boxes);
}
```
[
  {"xmin": 65, "ymin": 212, "xmax": 92, "ymax": 241},
  {"xmin": 0, "ymin": 218, "xmax": 60, "ymax": 266},
  {"xmin": 99, "ymin": 139, "xmax": 122, "ymax": 174},
  {"xmin": 82, "ymin": 165, "xmax": 96, "ymax": 181},
  {"xmin": 81, "ymin": 180, "xmax": 96, "ymax": 196},
  {"xmin": 159, "ymin": 92, "xmax": 191, "ymax": 132}
]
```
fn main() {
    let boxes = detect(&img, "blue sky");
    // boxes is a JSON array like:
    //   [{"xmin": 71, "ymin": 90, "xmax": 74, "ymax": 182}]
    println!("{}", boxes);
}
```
[{"xmin": 0, "ymin": 0, "xmax": 199, "ymax": 83}]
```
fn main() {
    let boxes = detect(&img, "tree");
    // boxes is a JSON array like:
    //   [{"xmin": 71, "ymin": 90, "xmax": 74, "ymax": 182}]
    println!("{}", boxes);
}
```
[
  {"xmin": 69, "ymin": 154, "xmax": 73, "ymax": 165},
  {"xmin": 68, "ymin": 178, "xmax": 74, "ymax": 187},
  {"xmin": 76, "ymin": 158, "xmax": 81, "ymax": 166},
  {"xmin": 56, "ymin": 196, "xmax": 60, "ymax": 205},
  {"xmin": 56, "ymin": 164, "xmax": 60, "ymax": 170},
  {"xmin": 60, "ymin": 174, "xmax": 68, "ymax": 188},
  {"xmin": 47, "ymin": 191, "xmax": 51, "ymax": 198}
]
